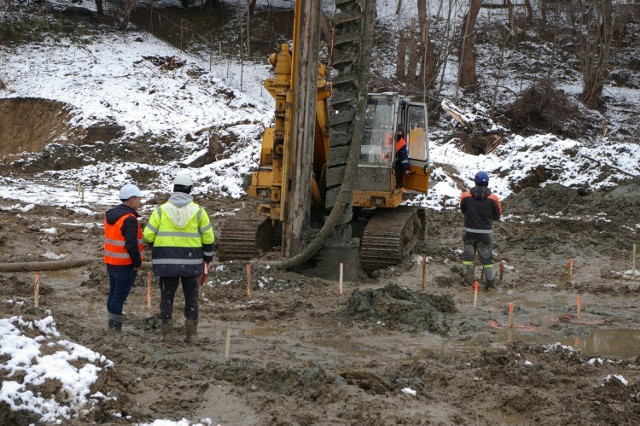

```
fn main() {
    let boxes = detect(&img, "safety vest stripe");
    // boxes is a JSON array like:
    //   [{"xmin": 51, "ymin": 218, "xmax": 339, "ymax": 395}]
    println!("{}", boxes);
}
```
[
  {"xmin": 146, "ymin": 223, "xmax": 159, "ymax": 233},
  {"xmin": 463, "ymin": 261, "xmax": 474, "ymax": 266},
  {"xmin": 203, "ymin": 250, "xmax": 213, "ymax": 257},
  {"xmin": 197, "ymin": 208, "xmax": 203, "ymax": 221},
  {"xmin": 104, "ymin": 251, "xmax": 132, "ymax": 258},
  {"xmin": 105, "ymin": 238, "xmax": 125, "ymax": 246},
  {"xmin": 484, "ymin": 264, "xmax": 494, "ymax": 269},
  {"xmin": 200, "ymin": 223, "xmax": 212, "ymax": 233},
  {"xmin": 464, "ymin": 227, "xmax": 492, "ymax": 234},
  {"xmin": 156, "ymin": 231, "xmax": 201, "ymax": 238},
  {"xmin": 152, "ymin": 258, "xmax": 203, "ymax": 265}
]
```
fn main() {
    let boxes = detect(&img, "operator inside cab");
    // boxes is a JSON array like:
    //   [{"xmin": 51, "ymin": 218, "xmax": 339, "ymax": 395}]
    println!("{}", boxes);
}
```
[{"xmin": 394, "ymin": 125, "xmax": 411, "ymax": 188}]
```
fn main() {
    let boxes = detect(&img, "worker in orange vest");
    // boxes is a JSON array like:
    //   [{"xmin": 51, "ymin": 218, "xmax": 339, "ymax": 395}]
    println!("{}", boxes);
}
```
[
  {"xmin": 394, "ymin": 125, "xmax": 411, "ymax": 188},
  {"xmin": 459, "ymin": 171, "xmax": 502, "ymax": 289},
  {"xmin": 104, "ymin": 184, "xmax": 144, "ymax": 332}
]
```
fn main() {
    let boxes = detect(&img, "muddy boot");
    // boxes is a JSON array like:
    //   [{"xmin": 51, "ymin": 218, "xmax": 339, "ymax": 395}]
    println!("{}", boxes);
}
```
[
  {"xmin": 484, "ymin": 265, "xmax": 496, "ymax": 290},
  {"xmin": 463, "ymin": 263, "xmax": 475, "ymax": 286},
  {"xmin": 161, "ymin": 319, "xmax": 173, "ymax": 342},
  {"xmin": 185, "ymin": 319, "xmax": 198, "ymax": 344},
  {"xmin": 108, "ymin": 313, "xmax": 123, "ymax": 333}
]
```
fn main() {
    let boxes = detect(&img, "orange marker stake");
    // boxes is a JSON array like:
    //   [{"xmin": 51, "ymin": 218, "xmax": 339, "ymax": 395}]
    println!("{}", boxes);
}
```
[
  {"xmin": 146, "ymin": 271, "xmax": 152, "ymax": 307},
  {"xmin": 577, "ymin": 295, "xmax": 582, "ymax": 320},
  {"xmin": 473, "ymin": 281, "xmax": 479, "ymax": 307},
  {"xmin": 499, "ymin": 261, "xmax": 505, "ymax": 282},
  {"xmin": 247, "ymin": 263, "xmax": 253, "ymax": 301},
  {"xmin": 421, "ymin": 256, "xmax": 427, "ymax": 290},
  {"xmin": 34, "ymin": 273, "xmax": 40, "ymax": 308},
  {"xmin": 338, "ymin": 262, "xmax": 344, "ymax": 295},
  {"xmin": 568, "ymin": 258, "xmax": 574, "ymax": 282},
  {"xmin": 509, "ymin": 303, "xmax": 514, "ymax": 328}
]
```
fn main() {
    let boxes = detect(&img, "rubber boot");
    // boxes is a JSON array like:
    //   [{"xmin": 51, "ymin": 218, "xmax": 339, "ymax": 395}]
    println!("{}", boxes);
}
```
[
  {"xmin": 463, "ymin": 262, "xmax": 475, "ymax": 286},
  {"xmin": 161, "ymin": 319, "xmax": 173, "ymax": 342},
  {"xmin": 484, "ymin": 264, "xmax": 496, "ymax": 290},
  {"xmin": 185, "ymin": 319, "xmax": 198, "ymax": 344},
  {"xmin": 108, "ymin": 313, "xmax": 124, "ymax": 333}
]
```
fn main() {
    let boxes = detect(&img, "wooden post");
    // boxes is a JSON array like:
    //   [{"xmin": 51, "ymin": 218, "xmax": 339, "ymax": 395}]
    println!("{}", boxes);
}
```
[
  {"xmin": 577, "ymin": 295, "xmax": 582, "ymax": 320},
  {"xmin": 568, "ymin": 258, "xmax": 573, "ymax": 282},
  {"xmin": 499, "ymin": 260, "xmax": 505, "ymax": 282},
  {"xmin": 338, "ymin": 262, "xmax": 343, "ymax": 295},
  {"xmin": 34, "ymin": 273, "xmax": 40, "ymax": 307},
  {"xmin": 633, "ymin": 243, "xmax": 637, "ymax": 275},
  {"xmin": 508, "ymin": 303, "xmax": 514, "ymax": 328},
  {"xmin": 473, "ymin": 280, "xmax": 478, "ymax": 307},
  {"xmin": 247, "ymin": 263, "xmax": 252, "ymax": 301},
  {"xmin": 146, "ymin": 271, "xmax": 152, "ymax": 307},
  {"xmin": 421, "ymin": 256, "xmax": 426, "ymax": 290},
  {"xmin": 224, "ymin": 329, "xmax": 231, "ymax": 359}
]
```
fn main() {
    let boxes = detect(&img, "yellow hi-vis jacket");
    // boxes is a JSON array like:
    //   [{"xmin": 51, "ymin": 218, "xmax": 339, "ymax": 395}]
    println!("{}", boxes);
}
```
[{"xmin": 143, "ymin": 193, "xmax": 215, "ymax": 277}]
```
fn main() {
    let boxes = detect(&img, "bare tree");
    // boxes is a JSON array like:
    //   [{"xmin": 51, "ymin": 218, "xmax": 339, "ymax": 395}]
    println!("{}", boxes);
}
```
[
  {"xmin": 396, "ymin": 29, "xmax": 407, "ymax": 80},
  {"xmin": 574, "ymin": 0, "xmax": 614, "ymax": 108},
  {"xmin": 120, "ymin": 0, "xmax": 137, "ymax": 30},
  {"xmin": 95, "ymin": 0, "xmax": 104, "ymax": 15},
  {"xmin": 457, "ymin": 0, "xmax": 482, "ymax": 92}
]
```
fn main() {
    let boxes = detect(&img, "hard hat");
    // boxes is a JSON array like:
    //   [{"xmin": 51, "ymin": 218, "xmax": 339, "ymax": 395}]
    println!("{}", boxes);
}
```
[
  {"xmin": 173, "ymin": 173, "xmax": 193, "ymax": 187},
  {"xmin": 119, "ymin": 184, "xmax": 143, "ymax": 200},
  {"xmin": 474, "ymin": 171, "xmax": 489, "ymax": 186}
]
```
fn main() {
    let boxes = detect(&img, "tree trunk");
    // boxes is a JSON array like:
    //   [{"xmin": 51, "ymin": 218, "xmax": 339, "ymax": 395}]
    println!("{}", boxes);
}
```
[
  {"xmin": 95, "ymin": 0, "xmax": 104, "ymax": 15},
  {"xmin": 417, "ymin": 0, "xmax": 437, "ymax": 90},
  {"xmin": 248, "ymin": 0, "xmax": 256, "ymax": 15},
  {"xmin": 457, "ymin": 0, "xmax": 482, "ymax": 92},
  {"xmin": 580, "ymin": 0, "xmax": 613, "ymax": 108},
  {"xmin": 406, "ymin": 18, "xmax": 419, "ymax": 82},
  {"xmin": 120, "ymin": 0, "xmax": 136, "ymax": 30},
  {"xmin": 396, "ymin": 28, "xmax": 406, "ymax": 80}
]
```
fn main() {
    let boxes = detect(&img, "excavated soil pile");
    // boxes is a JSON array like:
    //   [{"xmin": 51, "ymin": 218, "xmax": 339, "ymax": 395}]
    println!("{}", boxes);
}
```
[{"xmin": 343, "ymin": 283, "xmax": 456, "ymax": 334}]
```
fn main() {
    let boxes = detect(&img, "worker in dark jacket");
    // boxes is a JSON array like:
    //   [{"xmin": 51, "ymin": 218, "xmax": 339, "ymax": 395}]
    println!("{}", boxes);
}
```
[
  {"xmin": 143, "ymin": 173, "xmax": 215, "ymax": 344},
  {"xmin": 104, "ymin": 184, "xmax": 144, "ymax": 332},
  {"xmin": 394, "ymin": 125, "xmax": 411, "ymax": 188},
  {"xmin": 459, "ymin": 171, "xmax": 502, "ymax": 289}
]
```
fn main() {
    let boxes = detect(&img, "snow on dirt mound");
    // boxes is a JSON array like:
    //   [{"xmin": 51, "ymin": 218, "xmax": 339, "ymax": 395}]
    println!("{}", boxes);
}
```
[{"xmin": 342, "ymin": 284, "xmax": 456, "ymax": 334}]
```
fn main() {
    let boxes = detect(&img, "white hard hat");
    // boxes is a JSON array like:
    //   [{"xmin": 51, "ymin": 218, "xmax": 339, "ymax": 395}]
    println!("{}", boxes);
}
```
[
  {"xmin": 119, "ymin": 184, "xmax": 143, "ymax": 200},
  {"xmin": 173, "ymin": 173, "xmax": 194, "ymax": 187}
]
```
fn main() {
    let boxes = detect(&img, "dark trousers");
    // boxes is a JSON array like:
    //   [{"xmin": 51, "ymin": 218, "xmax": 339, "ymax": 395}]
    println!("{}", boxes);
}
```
[
  {"xmin": 107, "ymin": 267, "xmax": 137, "ymax": 315},
  {"xmin": 159, "ymin": 276, "xmax": 199, "ymax": 321}
]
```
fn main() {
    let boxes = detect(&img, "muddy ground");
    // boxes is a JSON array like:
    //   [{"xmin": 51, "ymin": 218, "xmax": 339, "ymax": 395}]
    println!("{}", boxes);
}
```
[{"xmin": 2, "ymin": 177, "xmax": 640, "ymax": 425}]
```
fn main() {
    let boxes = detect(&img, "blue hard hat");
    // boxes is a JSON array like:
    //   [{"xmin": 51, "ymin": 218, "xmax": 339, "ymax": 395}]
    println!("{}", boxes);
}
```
[{"xmin": 474, "ymin": 171, "xmax": 489, "ymax": 186}]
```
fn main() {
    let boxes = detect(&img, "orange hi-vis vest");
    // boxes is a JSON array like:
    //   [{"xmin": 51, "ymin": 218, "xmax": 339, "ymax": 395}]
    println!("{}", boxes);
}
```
[
  {"xmin": 395, "ymin": 137, "xmax": 406, "ymax": 153},
  {"xmin": 104, "ymin": 213, "xmax": 143, "ymax": 266}
]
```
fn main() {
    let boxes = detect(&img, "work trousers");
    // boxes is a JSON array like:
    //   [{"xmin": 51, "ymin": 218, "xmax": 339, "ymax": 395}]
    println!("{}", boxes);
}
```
[
  {"xmin": 107, "ymin": 267, "xmax": 137, "ymax": 316},
  {"xmin": 159, "ymin": 276, "xmax": 199, "ymax": 321},
  {"xmin": 462, "ymin": 233, "xmax": 495, "ymax": 283}
]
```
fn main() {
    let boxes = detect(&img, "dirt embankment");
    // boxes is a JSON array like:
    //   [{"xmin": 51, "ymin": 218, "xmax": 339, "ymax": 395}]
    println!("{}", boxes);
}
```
[{"xmin": 0, "ymin": 98, "xmax": 78, "ymax": 156}]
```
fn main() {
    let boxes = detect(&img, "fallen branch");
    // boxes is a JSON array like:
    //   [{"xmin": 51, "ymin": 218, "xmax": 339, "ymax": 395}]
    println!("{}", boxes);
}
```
[{"xmin": 0, "ymin": 259, "xmax": 152, "ymax": 272}]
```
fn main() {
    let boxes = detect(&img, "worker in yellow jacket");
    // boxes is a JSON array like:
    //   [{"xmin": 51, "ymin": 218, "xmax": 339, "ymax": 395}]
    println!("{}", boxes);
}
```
[{"xmin": 143, "ymin": 173, "xmax": 215, "ymax": 343}]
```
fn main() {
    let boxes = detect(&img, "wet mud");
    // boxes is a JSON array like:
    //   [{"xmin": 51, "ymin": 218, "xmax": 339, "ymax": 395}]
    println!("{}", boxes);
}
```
[{"xmin": 2, "ymin": 179, "xmax": 640, "ymax": 425}]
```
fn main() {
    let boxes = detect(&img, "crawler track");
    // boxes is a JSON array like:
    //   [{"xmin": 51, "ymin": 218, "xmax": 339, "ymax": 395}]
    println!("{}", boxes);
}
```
[
  {"xmin": 360, "ymin": 206, "xmax": 425, "ymax": 271},
  {"xmin": 217, "ymin": 214, "xmax": 273, "ymax": 261}
]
